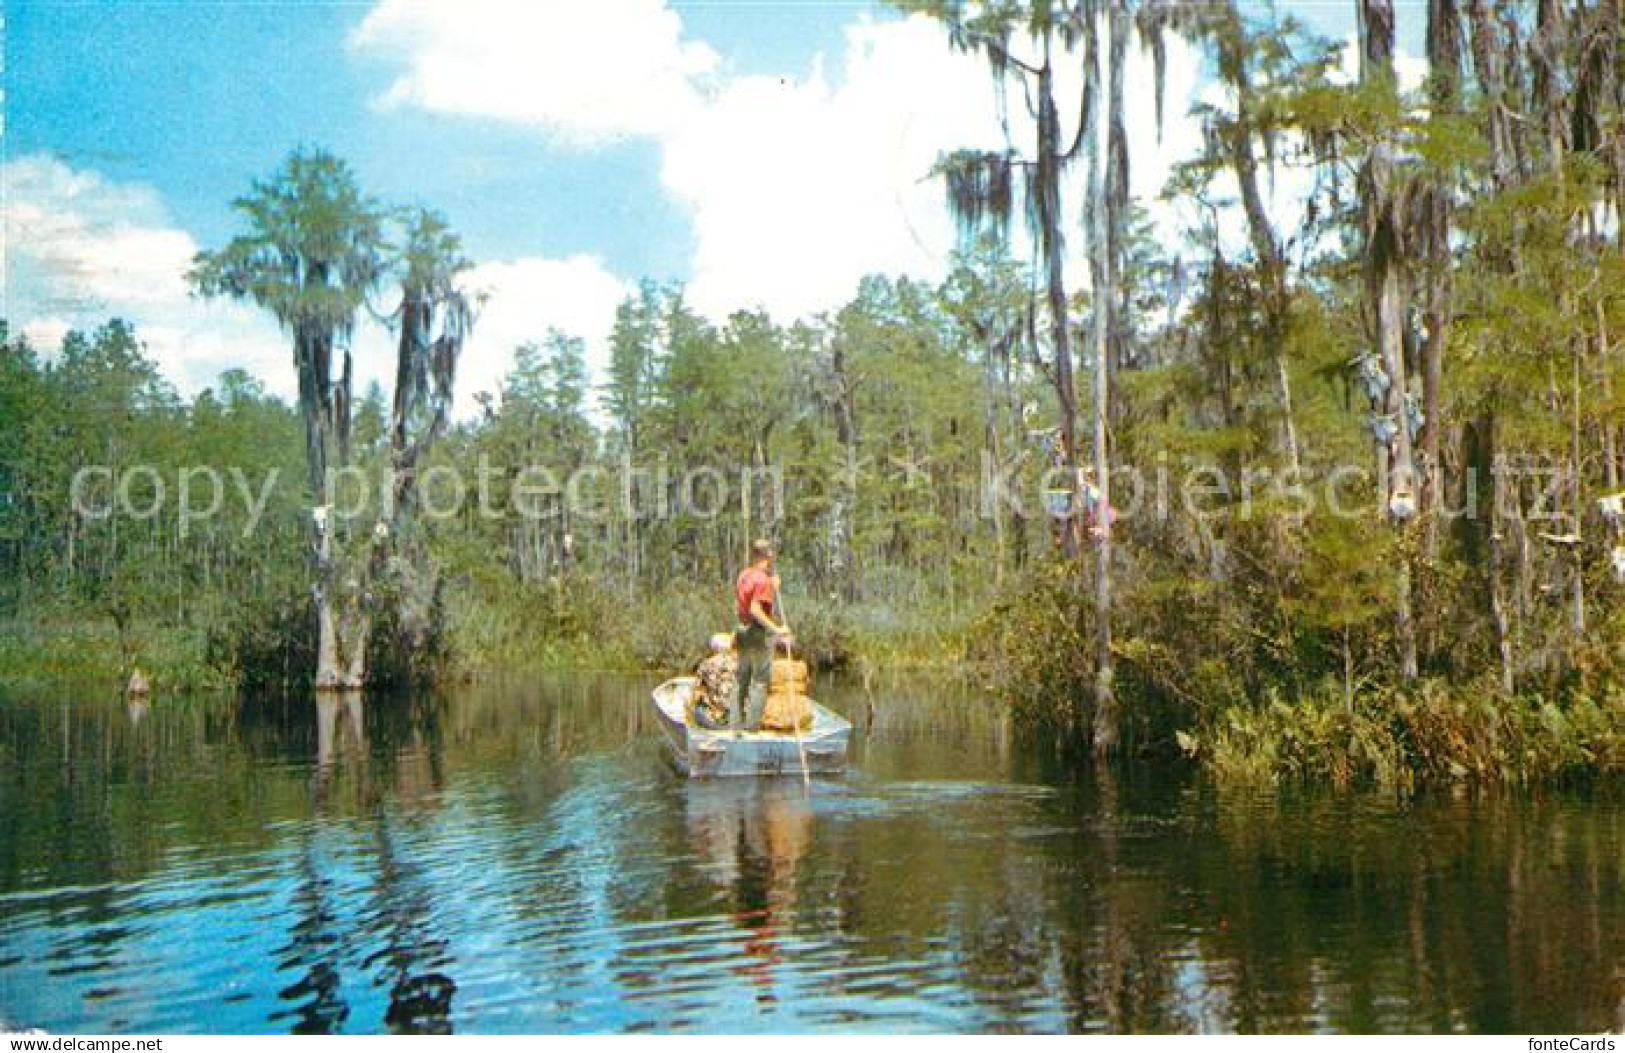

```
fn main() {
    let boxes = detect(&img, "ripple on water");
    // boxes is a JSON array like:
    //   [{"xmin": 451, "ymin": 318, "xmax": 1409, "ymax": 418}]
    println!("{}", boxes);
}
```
[{"xmin": 1, "ymin": 679, "xmax": 1621, "ymax": 1034}]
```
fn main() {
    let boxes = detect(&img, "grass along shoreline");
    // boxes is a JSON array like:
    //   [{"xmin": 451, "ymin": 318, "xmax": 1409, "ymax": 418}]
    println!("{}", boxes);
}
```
[{"xmin": 4, "ymin": 595, "xmax": 1620, "ymax": 794}]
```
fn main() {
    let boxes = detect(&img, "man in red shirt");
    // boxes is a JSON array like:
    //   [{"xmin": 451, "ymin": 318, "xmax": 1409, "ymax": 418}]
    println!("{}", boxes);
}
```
[{"xmin": 732, "ymin": 538, "xmax": 791, "ymax": 731}]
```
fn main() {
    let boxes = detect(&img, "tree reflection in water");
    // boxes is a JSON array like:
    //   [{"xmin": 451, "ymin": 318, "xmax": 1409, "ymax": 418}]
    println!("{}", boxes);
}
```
[
  {"xmin": 0, "ymin": 673, "xmax": 1618, "ymax": 1033},
  {"xmin": 274, "ymin": 690, "xmax": 459, "ymax": 1033}
]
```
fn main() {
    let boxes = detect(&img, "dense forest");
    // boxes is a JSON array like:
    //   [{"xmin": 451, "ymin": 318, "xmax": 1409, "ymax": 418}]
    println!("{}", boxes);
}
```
[{"xmin": 3, "ymin": 0, "xmax": 1623, "ymax": 788}]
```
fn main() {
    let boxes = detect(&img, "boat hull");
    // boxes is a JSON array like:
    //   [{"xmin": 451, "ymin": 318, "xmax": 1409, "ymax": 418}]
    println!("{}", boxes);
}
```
[{"xmin": 650, "ymin": 677, "xmax": 851, "ymax": 778}]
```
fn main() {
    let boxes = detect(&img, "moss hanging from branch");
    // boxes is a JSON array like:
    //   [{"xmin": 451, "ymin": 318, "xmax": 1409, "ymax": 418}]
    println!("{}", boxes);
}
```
[{"xmin": 935, "ymin": 148, "xmax": 1017, "ymax": 247}]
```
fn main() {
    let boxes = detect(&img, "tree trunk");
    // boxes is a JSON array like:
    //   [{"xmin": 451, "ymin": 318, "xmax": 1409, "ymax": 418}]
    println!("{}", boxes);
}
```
[
  {"xmin": 1465, "ymin": 0, "xmax": 1529, "ymax": 692},
  {"xmin": 1036, "ymin": 47, "xmax": 1082, "ymax": 562},
  {"xmin": 1531, "ymin": 0, "xmax": 1568, "ymax": 170},
  {"xmin": 980, "ymin": 330, "xmax": 1007, "ymax": 588},
  {"xmin": 1360, "ymin": 0, "xmax": 1420, "ymax": 681},
  {"xmin": 314, "ymin": 515, "xmax": 344, "ymax": 689},
  {"xmin": 344, "ymin": 600, "xmax": 371, "ymax": 688},
  {"xmin": 1601, "ymin": 297, "xmax": 1620, "ymax": 491},
  {"xmin": 1002, "ymin": 325, "xmax": 1030, "ymax": 571},
  {"xmin": 1489, "ymin": 424, "xmax": 1515, "ymax": 693},
  {"xmin": 1089, "ymin": 1, "xmax": 1127, "ymax": 756},
  {"xmin": 1614, "ymin": 0, "xmax": 1625, "ymax": 260},
  {"xmin": 830, "ymin": 336, "xmax": 860, "ymax": 601},
  {"xmin": 1420, "ymin": 0, "xmax": 1462, "ymax": 559},
  {"xmin": 1512, "ymin": 473, "xmax": 1532, "ymax": 663},
  {"xmin": 297, "ymin": 325, "xmax": 359, "ymax": 692},
  {"xmin": 1419, "ymin": 272, "xmax": 1449, "ymax": 559},
  {"xmin": 1226, "ymin": 72, "xmax": 1302, "ymax": 479}
]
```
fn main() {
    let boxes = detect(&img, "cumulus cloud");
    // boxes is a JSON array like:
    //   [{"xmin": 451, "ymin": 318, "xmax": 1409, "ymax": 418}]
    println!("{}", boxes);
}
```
[
  {"xmin": 3, "ymin": 155, "xmax": 624, "ymax": 421},
  {"xmin": 3, "ymin": 154, "xmax": 296, "ymax": 397},
  {"xmin": 350, "ymin": 0, "xmax": 719, "ymax": 148},
  {"xmin": 456, "ymin": 254, "xmax": 628, "ymax": 416},
  {"xmin": 659, "ymin": 17, "xmax": 1004, "ymax": 319},
  {"xmin": 12, "ymin": 9, "xmax": 1428, "ymax": 417},
  {"xmin": 667, "ymin": 17, "xmax": 1209, "ymax": 319},
  {"xmin": 352, "ymin": 3, "xmax": 1211, "ymax": 323}
]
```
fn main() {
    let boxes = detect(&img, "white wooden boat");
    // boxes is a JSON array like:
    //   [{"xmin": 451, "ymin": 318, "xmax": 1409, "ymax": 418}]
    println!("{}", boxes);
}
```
[{"xmin": 651, "ymin": 676, "xmax": 852, "ymax": 778}]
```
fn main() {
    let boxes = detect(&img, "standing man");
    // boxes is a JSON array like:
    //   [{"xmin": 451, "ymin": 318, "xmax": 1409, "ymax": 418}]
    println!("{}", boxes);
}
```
[{"xmin": 732, "ymin": 539, "xmax": 790, "ymax": 731}]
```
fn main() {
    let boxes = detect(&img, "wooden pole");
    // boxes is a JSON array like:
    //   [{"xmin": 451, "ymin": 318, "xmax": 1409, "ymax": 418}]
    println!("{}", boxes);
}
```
[{"xmin": 776, "ymin": 582, "xmax": 811, "ymax": 791}]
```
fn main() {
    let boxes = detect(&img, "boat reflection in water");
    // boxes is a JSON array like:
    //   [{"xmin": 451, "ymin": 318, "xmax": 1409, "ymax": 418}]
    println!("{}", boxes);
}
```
[
  {"xmin": 1, "ymin": 673, "xmax": 1621, "ymax": 1034},
  {"xmin": 682, "ymin": 779, "xmax": 813, "ymax": 1009}
]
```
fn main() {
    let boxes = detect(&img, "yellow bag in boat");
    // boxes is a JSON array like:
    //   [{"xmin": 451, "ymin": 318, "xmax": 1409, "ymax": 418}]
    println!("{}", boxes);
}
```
[
  {"xmin": 770, "ymin": 658, "xmax": 809, "ymax": 688},
  {"xmin": 761, "ymin": 687, "xmax": 813, "ymax": 732}
]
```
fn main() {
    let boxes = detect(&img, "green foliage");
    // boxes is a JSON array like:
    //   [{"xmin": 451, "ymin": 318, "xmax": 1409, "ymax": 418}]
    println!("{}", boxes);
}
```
[
  {"xmin": 967, "ymin": 560, "xmax": 1094, "ymax": 734},
  {"xmin": 9, "ymin": 2, "xmax": 1625, "ymax": 796},
  {"xmin": 627, "ymin": 581, "xmax": 733, "ymax": 671},
  {"xmin": 0, "ymin": 319, "xmax": 309, "ymax": 690},
  {"xmin": 1192, "ymin": 678, "xmax": 1625, "ymax": 791},
  {"xmin": 440, "ymin": 569, "xmax": 635, "ymax": 674},
  {"xmin": 188, "ymin": 149, "xmax": 386, "ymax": 340}
]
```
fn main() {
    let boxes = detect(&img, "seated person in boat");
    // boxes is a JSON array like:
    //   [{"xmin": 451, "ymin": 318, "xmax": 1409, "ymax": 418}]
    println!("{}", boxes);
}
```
[
  {"xmin": 732, "ymin": 539, "xmax": 791, "ymax": 730},
  {"xmin": 690, "ymin": 633, "xmax": 735, "ymax": 730}
]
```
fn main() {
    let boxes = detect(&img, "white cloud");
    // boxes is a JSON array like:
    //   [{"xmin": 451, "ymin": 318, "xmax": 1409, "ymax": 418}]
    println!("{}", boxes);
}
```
[
  {"xmin": 456, "ymin": 254, "xmax": 628, "ymax": 416},
  {"xmin": 2, "ymin": 154, "xmax": 295, "ymax": 397},
  {"xmin": 2, "ymin": 155, "xmax": 619, "ymax": 423},
  {"xmin": 670, "ymin": 16, "xmax": 1211, "ymax": 319},
  {"xmin": 661, "ymin": 16, "xmax": 1006, "ymax": 319},
  {"xmin": 353, "ymin": 3, "xmax": 1211, "ymax": 323},
  {"xmin": 1330, "ymin": 31, "xmax": 1428, "ymax": 92},
  {"xmin": 12, "ymin": 9, "xmax": 1428, "ymax": 424},
  {"xmin": 349, "ymin": 0, "xmax": 719, "ymax": 148}
]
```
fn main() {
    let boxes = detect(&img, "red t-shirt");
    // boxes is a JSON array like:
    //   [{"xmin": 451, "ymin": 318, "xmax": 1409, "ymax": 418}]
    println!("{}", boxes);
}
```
[{"xmin": 735, "ymin": 566, "xmax": 776, "ymax": 624}]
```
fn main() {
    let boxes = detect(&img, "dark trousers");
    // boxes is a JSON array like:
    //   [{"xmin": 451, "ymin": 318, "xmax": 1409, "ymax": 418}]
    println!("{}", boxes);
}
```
[{"xmin": 731, "ymin": 624, "xmax": 771, "ymax": 730}]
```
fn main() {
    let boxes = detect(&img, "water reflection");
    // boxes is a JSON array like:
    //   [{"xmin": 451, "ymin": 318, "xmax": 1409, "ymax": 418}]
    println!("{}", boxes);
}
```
[
  {"xmin": 685, "ymin": 781, "xmax": 812, "ymax": 1010},
  {"xmin": 312, "ymin": 691, "xmax": 365, "ymax": 803},
  {"xmin": 365, "ymin": 819, "xmax": 458, "ymax": 1034},
  {"xmin": 282, "ymin": 692, "xmax": 458, "ymax": 1033},
  {"xmin": 275, "ymin": 834, "xmax": 350, "ymax": 1034},
  {"xmin": 315, "ymin": 692, "xmax": 365, "ymax": 772},
  {"xmin": 0, "ymin": 674, "xmax": 1619, "ymax": 1034}
]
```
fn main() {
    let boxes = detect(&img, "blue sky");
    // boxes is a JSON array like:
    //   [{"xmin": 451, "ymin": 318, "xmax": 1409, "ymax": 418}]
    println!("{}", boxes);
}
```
[
  {"xmin": 4, "ymin": 0, "xmax": 1404, "ymax": 411},
  {"xmin": 7, "ymin": 0, "xmax": 861, "ymax": 280}
]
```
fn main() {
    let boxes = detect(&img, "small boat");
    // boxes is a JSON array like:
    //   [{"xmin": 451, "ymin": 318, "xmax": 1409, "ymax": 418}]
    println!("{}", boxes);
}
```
[{"xmin": 650, "ymin": 676, "xmax": 852, "ymax": 778}]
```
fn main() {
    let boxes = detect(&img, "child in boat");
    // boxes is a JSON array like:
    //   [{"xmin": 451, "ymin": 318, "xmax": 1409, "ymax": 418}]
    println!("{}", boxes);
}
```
[{"xmin": 691, "ymin": 633, "xmax": 736, "ymax": 729}]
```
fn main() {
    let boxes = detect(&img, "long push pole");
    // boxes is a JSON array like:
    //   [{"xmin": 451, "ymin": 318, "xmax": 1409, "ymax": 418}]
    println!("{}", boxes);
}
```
[{"xmin": 774, "ymin": 581, "xmax": 812, "ymax": 791}]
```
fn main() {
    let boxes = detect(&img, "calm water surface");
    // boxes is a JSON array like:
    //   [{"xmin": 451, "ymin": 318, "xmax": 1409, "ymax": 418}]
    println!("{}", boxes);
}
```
[{"xmin": 0, "ymin": 673, "xmax": 1620, "ymax": 1033}]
